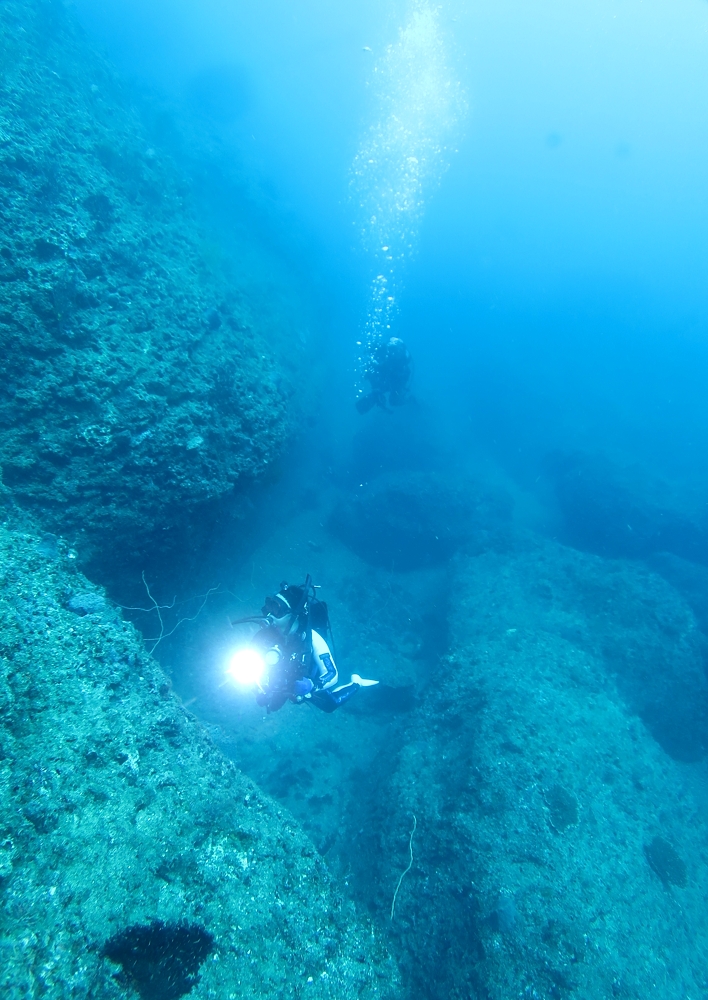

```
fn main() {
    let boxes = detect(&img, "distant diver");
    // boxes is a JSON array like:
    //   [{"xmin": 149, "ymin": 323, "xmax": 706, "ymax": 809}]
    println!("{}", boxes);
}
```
[
  {"xmin": 356, "ymin": 336, "xmax": 412, "ymax": 414},
  {"xmin": 228, "ymin": 576, "xmax": 378, "ymax": 713}
]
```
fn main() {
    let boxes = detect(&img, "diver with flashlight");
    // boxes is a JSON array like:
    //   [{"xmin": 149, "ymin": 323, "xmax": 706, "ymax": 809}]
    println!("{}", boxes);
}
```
[{"xmin": 227, "ymin": 576, "xmax": 378, "ymax": 714}]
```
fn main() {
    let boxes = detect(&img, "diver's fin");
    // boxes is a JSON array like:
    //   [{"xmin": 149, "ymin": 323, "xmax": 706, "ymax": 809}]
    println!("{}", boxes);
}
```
[{"xmin": 351, "ymin": 673, "xmax": 379, "ymax": 687}]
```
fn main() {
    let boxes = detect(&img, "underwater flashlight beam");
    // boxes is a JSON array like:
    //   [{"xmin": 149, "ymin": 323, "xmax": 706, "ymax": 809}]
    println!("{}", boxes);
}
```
[{"xmin": 226, "ymin": 648, "xmax": 266, "ymax": 688}]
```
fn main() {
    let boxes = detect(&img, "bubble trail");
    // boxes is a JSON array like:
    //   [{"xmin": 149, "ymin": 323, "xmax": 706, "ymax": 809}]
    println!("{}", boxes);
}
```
[{"xmin": 350, "ymin": 0, "xmax": 466, "ymax": 391}]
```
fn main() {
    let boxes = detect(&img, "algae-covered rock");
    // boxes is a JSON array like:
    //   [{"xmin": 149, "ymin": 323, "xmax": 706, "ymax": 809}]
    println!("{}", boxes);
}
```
[
  {"xmin": 350, "ymin": 536, "xmax": 708, "ymax": 999},
  {"xmin": 0, "ymin": 0, "xmax": 301, "ymax": 564},
  {"xmin": 0, "ymin": 523, "xmax": 400, "ymax": 1000}
]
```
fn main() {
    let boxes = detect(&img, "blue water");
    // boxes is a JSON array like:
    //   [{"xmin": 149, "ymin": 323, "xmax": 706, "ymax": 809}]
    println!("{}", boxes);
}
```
[
  {"xmin": 64, "ymin": 2, "xmax": 708, "ymax": 996},
  {"xmin": 72, "ymin": 0, "xmax": 708, "ymax": 489}
]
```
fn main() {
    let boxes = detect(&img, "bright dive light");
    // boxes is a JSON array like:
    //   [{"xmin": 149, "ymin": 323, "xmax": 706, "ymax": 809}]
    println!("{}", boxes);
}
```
[{"xmin": 227, "ymin": 648, "xmax": 266, "ymax": 687}]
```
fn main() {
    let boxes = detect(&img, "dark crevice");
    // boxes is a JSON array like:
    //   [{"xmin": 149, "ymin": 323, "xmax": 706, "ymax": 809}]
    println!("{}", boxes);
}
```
[{"xmin": 103, "ymin": 920, "xmax": 215, "ymax": 1000}]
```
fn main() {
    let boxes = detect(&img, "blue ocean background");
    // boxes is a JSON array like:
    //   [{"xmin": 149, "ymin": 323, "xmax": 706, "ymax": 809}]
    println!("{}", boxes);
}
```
[
  {"xmin": 72, "ymin": 0, "xmax": 708, "ymax": 494},
  {"xmin": 8, "ymin": 1, "xmax": 708, "ymax": 996}
]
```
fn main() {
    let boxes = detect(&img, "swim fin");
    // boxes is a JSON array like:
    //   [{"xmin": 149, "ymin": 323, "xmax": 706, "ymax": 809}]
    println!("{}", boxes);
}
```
[{"xmin": 351, "ymin": 673, "xmax": 379, "ymax": 687}]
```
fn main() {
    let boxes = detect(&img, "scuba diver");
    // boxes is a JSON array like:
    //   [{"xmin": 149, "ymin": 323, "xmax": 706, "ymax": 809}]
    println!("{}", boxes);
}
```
[
  {"xmin": 356, "ymin": 336, "xmax": 412, "ymax": 414},
  {"xmin": 230, "ymin": 576, "xmax": 378, "ymax": 714}
]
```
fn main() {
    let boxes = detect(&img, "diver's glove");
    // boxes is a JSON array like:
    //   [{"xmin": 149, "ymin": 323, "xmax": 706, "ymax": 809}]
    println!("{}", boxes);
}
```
[
  {"xmin": 292, "ymin": 677, "xmax": 315, "ymax": 703},
  {"xmin": 351, "ymin": 674, "xmax": 379, "ymax": 687}
]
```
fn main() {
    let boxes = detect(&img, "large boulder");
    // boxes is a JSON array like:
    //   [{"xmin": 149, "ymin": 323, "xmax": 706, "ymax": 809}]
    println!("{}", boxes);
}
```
[
  {"xmin": 329, "ymin": 471, "xmax": 512, "ymax": 570},
  {"xmin": 545, "ymin": 451, "xmax": 708, "ymax": 565},
  {"xmin": 0, "ymin": 521, "xmax": 401, "ymax": 1000},
  {"xmin": 0, "ymin": 0, "xmax": 303, "ymax": 566},
  {"xmin": 346, "ymin": 536, "xmax": 708, "ymax": 999}
]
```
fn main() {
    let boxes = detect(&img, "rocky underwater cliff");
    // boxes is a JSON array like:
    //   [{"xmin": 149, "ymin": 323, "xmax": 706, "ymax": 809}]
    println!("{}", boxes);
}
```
[
  {"xmin": 0, "ymin": 522, "xmax": 400, "ymax": 1000},
  {"xmin": 0, "ymin": 0, "xmax": 306, "ymax": 574}
]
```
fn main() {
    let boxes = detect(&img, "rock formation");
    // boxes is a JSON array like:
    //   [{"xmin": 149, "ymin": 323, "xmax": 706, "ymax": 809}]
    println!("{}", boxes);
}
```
[{"xmin": 0, "ymin": 0, "xmax": 303, "ymax": 568}]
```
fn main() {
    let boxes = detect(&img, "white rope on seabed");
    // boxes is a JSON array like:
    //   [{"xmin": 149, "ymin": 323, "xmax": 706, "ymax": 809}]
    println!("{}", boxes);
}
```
[{"xmin": 391, "ymin": 813, "xmax": 417, "ymax": 921}]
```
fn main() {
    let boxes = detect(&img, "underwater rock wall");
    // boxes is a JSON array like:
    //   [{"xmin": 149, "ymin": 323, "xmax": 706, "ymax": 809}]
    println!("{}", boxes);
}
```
[
  {"xmin": 0, "ymin": 522, "xmax": 401, "ymax": 1000},
  {"xmin": 0, "ymin": 0, "xmax": 300, "ymax": 566},
  {"xmin": 351, "ymin": 535, "xmax": 708, "ymax": 999}
]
